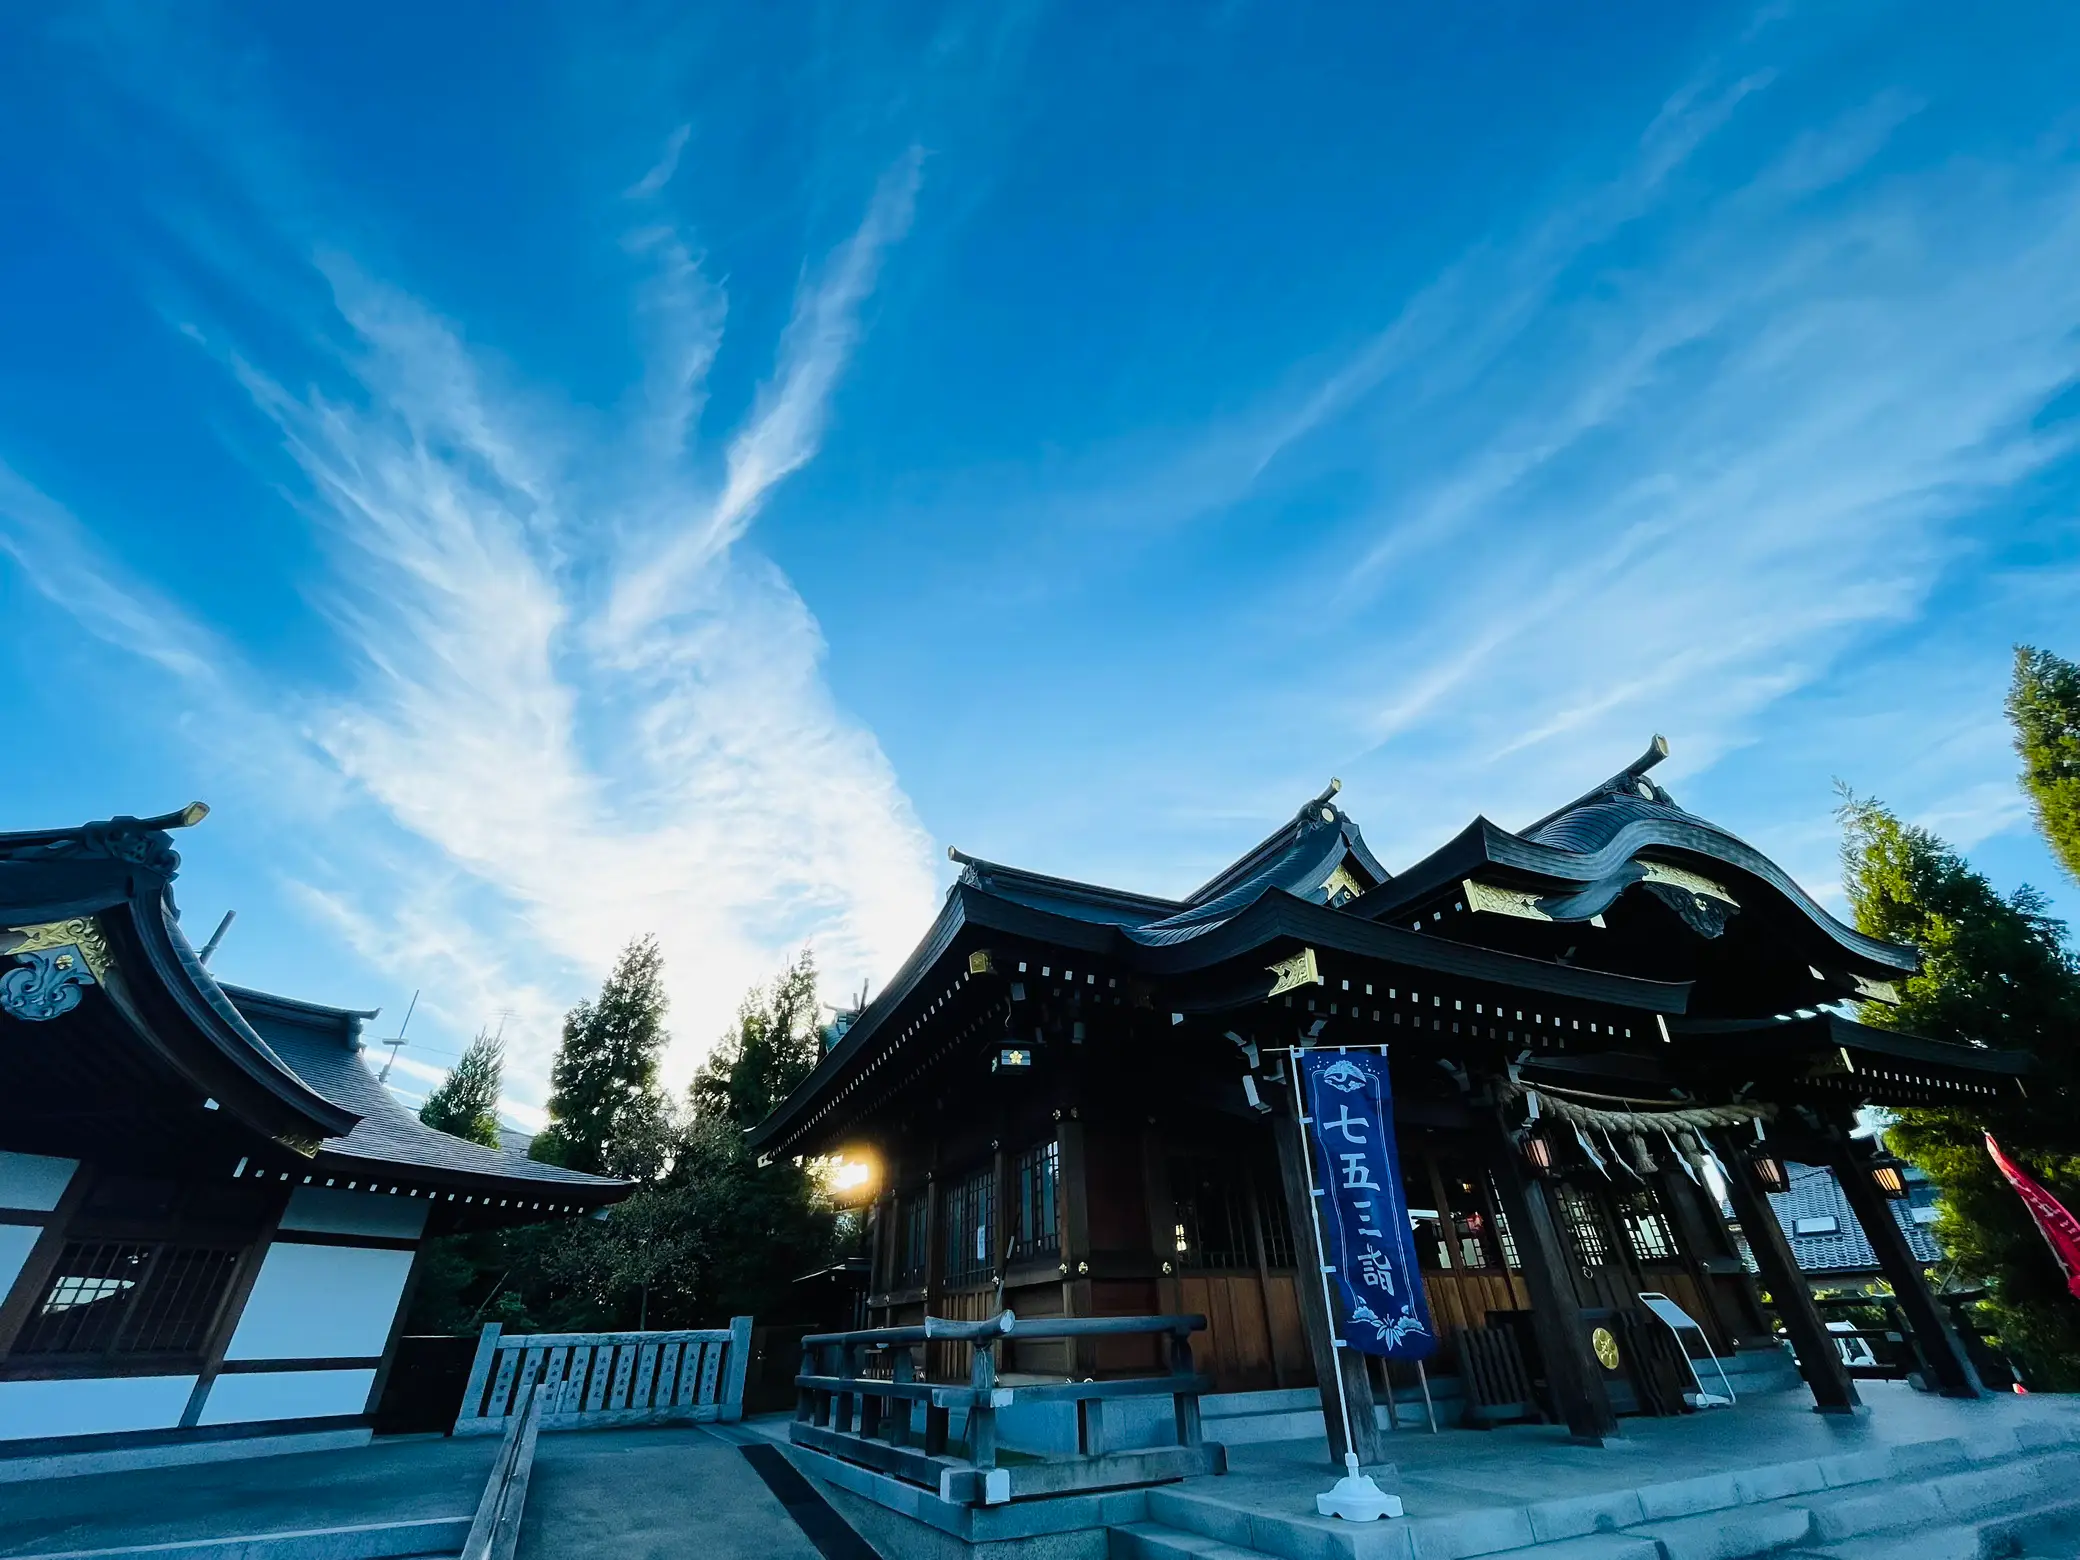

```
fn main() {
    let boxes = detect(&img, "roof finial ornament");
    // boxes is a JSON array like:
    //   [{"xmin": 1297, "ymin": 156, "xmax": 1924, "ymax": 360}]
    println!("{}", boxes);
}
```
[{"xmin": 1628, "ymin": 736, "xmax": 1670, "ymax": 779}]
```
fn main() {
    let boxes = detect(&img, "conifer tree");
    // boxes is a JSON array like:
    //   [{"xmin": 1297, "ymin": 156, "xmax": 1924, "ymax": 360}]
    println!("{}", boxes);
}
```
[
  {"xmin": 689, "ymin": 949, "xmax": 823, "ymax": 1130},
  {"xmin": 2009, "ymin": 645, "xmax": 2080, "ymax": 887},
  {"xmin": 419, "ymin": 1029, "xmax": 504, "ymax": 1148},
  {"xmin": 1837, "ymin": 790, "xmax": 2080, "ymax": 1385},
  {"xmin": 530, "ymin": 935, "xmax": 673, "ymax": 1180}
]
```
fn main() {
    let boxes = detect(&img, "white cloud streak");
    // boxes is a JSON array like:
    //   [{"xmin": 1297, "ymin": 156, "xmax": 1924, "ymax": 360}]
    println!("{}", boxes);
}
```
[{"xmin": 2, "ymin": 144, "xmax": 941, "ymax": 1110}]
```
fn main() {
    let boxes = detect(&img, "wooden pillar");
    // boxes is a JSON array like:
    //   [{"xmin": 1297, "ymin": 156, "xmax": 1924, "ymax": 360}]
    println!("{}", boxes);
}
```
[
  {"xmin": 1142, "ymin": 1122, "xmax": 1183, "ymax": 1358},
  {"xmin": 1708, "ymin": 1129, "xmax": 1862, "ymax": 1414},
  {"xmin": 1057, "ymin": 1111, "xmax": 1097, "ymax": 1377},
  {"xmin": 1270, "ymin": 1094, "xmax": 1388, "ymax": 1467},
  {"xmin": 1485, "ymin": 1111, "xmax": 1620, "ymax": 1444},
  {"xmin": 1653, "ymin": 1165, "xmax": 1770, "ymax": 1348},
  {"xmin": 1829, "ymin": 1136, "xmax": 1979, "ymax": 1399}
]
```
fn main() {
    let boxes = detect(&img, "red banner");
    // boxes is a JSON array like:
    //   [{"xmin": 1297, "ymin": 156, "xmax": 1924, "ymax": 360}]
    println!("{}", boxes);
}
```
[{"xmin": 1986, "ymin": 1135, "xmax": 2080, "ymax": 1301}]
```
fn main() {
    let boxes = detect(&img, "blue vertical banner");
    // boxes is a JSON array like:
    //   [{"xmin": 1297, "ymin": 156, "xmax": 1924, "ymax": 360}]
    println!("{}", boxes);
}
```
[{"xmin": 1299, "ymin": 1048, "xmax": 1436, "ymax": 1359}]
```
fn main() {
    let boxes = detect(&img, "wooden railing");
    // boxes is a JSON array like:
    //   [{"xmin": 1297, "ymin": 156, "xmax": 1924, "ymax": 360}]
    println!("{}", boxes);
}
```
[
  {"xmin": 454, "ymin": 1318, "xmax": 753, "ymax": 1435},
  {"xmin": 791, "ymin": 1310, "xmax": 1226, "ymax": 1506}
]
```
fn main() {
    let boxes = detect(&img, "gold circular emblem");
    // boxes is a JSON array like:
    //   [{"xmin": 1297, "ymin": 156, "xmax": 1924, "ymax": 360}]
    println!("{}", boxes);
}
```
[{"xmin": 1591, "ymin": 1326, "xmax": 1620, "ymax": 1371}]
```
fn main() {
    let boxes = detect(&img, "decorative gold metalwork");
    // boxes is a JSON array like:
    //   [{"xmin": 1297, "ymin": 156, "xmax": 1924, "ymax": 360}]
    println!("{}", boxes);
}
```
[
  {"xmin": 1849, "ymin": 973, "xmax": 1901, "ymax": 1004},
  {"xmin": 3, "ymin": 917, "xmax": 113, "ymax": 980},
  {"xmin": 968, "ymin": 950, "xmax": 996, "ymax": 975},
  {"xmin": 1320, "ymin": 863, "xmax": 1364, "ymax": 905},
  {"xmin": 1462, "ymin": 879, "xmax": 1552, "ymax": 921},
  {"xmin": 1591, "ymin": 1326, "xmax": 1621, "ymax": 1371},
  {"xmin": 1637, "ymin": 859, "xmax": 1737, "ymax": 906},
  {"xmin": 1265, "ymin": 947, "xmax": 1320, "ymax": 998}
]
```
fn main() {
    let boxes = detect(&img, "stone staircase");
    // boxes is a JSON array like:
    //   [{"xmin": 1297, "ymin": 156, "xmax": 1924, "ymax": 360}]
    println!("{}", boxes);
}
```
[
  {"xmin": 1199, "ymin": 1349, "xmax": 1801, "ymax": 1449},
  {"xmin": 1110, "ymin": 1417, "xmax": 2080, "ymax": 1560}
]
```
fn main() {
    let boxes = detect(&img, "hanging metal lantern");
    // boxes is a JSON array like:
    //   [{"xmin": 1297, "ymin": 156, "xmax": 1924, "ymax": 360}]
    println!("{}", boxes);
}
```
[
  {"xmin": 1867, "ymin": 1154, "xmax": 1911, "ymax": 1200},
  {"xmin": 1523, "ymin": 1128, "xmax": 1558, "ymax": 1175},
  {"xmin": 1749, "ymin": 1151, "xmax": 1789, "ymax": 1195}
]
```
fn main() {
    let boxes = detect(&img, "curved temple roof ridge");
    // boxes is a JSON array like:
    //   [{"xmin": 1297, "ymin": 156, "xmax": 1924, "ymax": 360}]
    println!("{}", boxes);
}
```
[{"xmin": 0, "ymin": 804, "xmax": 627, "ymax": 1213}]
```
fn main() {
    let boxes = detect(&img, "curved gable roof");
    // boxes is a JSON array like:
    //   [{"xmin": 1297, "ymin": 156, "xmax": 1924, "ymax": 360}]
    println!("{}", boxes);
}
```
[{"xmin": 1351, "ymin": 740, "xmax": 1915, "ymax": 977}]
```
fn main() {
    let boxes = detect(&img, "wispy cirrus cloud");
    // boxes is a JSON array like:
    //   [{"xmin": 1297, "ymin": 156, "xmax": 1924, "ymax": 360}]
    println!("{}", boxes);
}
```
[
  {"xmin": 2, "ymin": 121, "xmax": 941, "ymax": 1112},
  {"xmin": 605, "ymin": 146, "xmax": 925, "ymax": 641}
]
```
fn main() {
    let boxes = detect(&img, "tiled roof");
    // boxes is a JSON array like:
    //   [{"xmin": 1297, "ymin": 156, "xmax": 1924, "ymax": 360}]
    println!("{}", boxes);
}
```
[
  {"xmin": 225, "ymin": 986, "xmax": 624, "ymax": 1196},
  {"xmin": 1769, "ymin": 1160, "xmax": 1941, "ymax": 1274}
]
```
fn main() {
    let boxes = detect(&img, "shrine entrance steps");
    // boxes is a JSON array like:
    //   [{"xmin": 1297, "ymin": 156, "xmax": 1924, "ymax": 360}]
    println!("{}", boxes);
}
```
[{"xmin": 1109, "ymin": 1391, "xmax": 2080, "ymax": 1560}]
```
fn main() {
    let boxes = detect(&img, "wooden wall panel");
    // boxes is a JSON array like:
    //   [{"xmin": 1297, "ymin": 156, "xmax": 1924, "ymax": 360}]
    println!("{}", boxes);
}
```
[
  {"xmin": 1175, "ymin": 1274, "xmax": 1277, "ymax": 1392},
  {"xmin": 1263, "ymin": 1274, "xmax": 1311, "ymax": 1388},
  {"xmin": 1417, "ymin": 1270, "xmax": 1532, "ymax": 1371}
]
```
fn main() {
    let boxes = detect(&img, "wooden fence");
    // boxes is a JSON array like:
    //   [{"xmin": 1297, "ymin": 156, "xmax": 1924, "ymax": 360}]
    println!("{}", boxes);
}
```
[
  {"xmin": 454, "ymin": 1317, "xmax": 753, "ymax": 1435},
  {"xmin": 793, "ymin": 1309, "xmax": 1224, "ymax": 1506}
]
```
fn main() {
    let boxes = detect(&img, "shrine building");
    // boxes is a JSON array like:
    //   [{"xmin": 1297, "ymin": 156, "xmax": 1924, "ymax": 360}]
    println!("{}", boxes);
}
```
[
  {"xmin": 749, "ymin": 739, "xmax": 2027, "ymax": 1447},
  {"xmin": 0, "ymin": 805, "xmax": 627, "ymax": 1463}
]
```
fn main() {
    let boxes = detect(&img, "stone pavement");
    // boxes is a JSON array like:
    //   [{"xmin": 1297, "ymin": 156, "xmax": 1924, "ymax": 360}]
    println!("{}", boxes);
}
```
[
  {"xmin": 515, "ymin": 1426, "xmax": 839, "ymax": 1560},
  {"xmin": 0, "ymin": 1433, "xmax": 495, "ymax": 1557},
  {"xmin": 0, "ymin": 1424, "xmax": 875, "ymax": 1560}
]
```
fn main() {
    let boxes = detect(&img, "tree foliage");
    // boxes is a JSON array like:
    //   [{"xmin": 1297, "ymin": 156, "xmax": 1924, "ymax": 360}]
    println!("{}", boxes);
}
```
[
  {"xmin": 1837, "ymin": 788, "xmax": 2080, "ymax": 1386},
  {"xmin": 2010, "ymin": 645, "xmax": 2080, "ymax": 889},
  {"xmin": 529, "ymin": 935, "xmax": 673, "ymax": 1179},
  {"xmin": 410, "ymin": 946, "xmax": 840, "ymax": 1336},
  {"xmin": 418, "ymin": 1030, "xmax": 504, "ymax": 1149}
]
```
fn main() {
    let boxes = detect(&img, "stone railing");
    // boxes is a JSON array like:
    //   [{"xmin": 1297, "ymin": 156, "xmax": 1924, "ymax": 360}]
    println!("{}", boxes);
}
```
[{"xmin": 454, "ymin": 1318, "xmax": 752, "ymax": 1434}]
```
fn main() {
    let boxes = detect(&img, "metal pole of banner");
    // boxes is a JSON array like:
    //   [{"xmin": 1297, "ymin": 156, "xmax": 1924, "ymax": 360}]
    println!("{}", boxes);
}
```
[
  {"xmin": 1291, "ymin": 1047, "xmax": 1403, "ymax": 1523},
  {"xmin": 1416, "ymin": 1359, "xmax": 1437, "ymax": 1434}
]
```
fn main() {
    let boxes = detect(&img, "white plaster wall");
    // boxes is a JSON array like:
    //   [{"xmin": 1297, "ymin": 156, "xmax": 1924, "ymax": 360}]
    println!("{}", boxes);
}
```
[
  {"xmin": 224, "ymin": 1243, "xmax": 413, "ymax": 1361},
  {"xmin": 0, "ymin": 1224, "xmax": 39, "ymax": 1304},
  {"xmin": 197, "ymin": 1368, "xmax": 377, "ymax": 1426},
  {"xmin": 278, "ymin": 1187, "xmax": 428, "ymax": 1241},
  {"xmin": 0, "ymin": 1374, "xmax": 195, "ymax": 1441},
  {"xmin": 0, "ymin": 1151, "xmax": 77, "ymax": 1212}
]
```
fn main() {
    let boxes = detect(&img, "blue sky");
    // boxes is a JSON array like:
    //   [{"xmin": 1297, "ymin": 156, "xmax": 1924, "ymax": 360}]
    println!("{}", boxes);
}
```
[{"xmin": 3, "ymin": 2, "xmax": 2077, "ymax": 1123}]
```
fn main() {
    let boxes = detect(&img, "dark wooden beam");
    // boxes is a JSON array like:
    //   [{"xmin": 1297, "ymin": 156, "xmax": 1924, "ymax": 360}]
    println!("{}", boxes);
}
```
[
  {"xmin": 1269, "ymin": 1091, "xmax": 1388, "ymax": 1467},
  {"xmin": 1827, "ymin": 1136, "xmax": 1979, "ymax": 1399},
  {"xmin": 1707, "ymin": 1129, "xmax": 1862, "ymax": 1414},
  {"xmin": 1485, "ymin": 1111, "xmax": 1620, "ymax": 1443}
]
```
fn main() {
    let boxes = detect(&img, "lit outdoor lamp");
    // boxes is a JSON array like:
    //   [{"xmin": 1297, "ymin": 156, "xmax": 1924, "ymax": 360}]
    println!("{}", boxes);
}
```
[
  {"xmin": 1522, "ymin": 1128, "xmax": 1557, "ymax": 1175},
  {"xmin": 825, "ymin": 1151, "xmax": 880, "ymax": 1207},
  {"xmin": 1867, "ymin": 1153, "xmax": 1911, "ymax": 1200},
  {"xmin": 1748, "ymin": 1150, "xmax": 1789, "ymax": 1195}
]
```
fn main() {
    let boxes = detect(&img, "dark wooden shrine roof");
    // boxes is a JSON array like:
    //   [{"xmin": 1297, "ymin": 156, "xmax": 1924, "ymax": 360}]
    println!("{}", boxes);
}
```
[
  {"xmin": 0, "ymin": 806, "xmax": 626, "ymax": 1218},
  {"xmin": 1347, "ymin": 737, "xmax": 1913, "ymax": 980},
  {"xmin": 750, "ymin": 741, "xmax": 2015, "ymax": 1159}
]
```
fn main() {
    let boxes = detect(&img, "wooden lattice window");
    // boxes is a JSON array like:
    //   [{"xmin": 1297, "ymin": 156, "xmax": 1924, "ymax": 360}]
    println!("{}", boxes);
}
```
[
  {"xmin": 1618, "ymin": 1189, "xmax": 1679, "ymax": 1262},
  {"xmin": 1009, "ymin": 1140, "xmax": 1059, "ymax": 1261},
  {"xmin": 1171, "ymin": 1157, "xmax": 1256, "ymax": 1271},
  {"xmin": 896, "ymin": 1194, "xmax": 929, "ymax": 1285},
  {"xmin": 940, "ymin": 1165, "xmax": 994, "ymax": 1287},
  {"xmin": 11, "ymin": 1241, "xmax": 242, "ymax": 1359},
  {"xmin": 1557, "ymin": 1185, "xmax": 1609, "ymax": 1269}
]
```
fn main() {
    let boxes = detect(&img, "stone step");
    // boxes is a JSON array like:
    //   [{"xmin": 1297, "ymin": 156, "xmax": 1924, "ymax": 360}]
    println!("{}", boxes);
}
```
[
  {"xmin": 1126, "ymin": 1422, "xmax": 2080, "ymax": 1560},
  {"xmin": 1110, "ymin": 1520, "xmax": 1271, "ymax": 1560}
]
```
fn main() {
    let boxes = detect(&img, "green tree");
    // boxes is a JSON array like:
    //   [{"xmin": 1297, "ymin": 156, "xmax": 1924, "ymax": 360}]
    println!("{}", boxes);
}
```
[
  {"xmin": 689, "ymin": 949, "xmax": 823, "ymax": 1130},
  {"xmin": 2009, "ymin": 645, "xmax": 2080, "ymax": 888},
  {"xmin": 1837, "ymin": 790, "xmax": 2080, "ymax": 1385},
  {"xmin": 418, "ymin": 1030, "xmax": 504, "ymax": 1148},
  {"xmin": 530, "ymin": 935, "xmax": 673, "ymax": 1179}
]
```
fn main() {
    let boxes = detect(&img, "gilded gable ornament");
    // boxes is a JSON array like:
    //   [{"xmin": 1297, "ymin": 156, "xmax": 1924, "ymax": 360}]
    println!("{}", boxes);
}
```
[
  {"xmin": 0, "ymin": 918, "xmax": 114, "ymax": 1022},
  {"xmin": 1265, "ymin": 947, "xmax": 1321, "ymax": 998}
]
